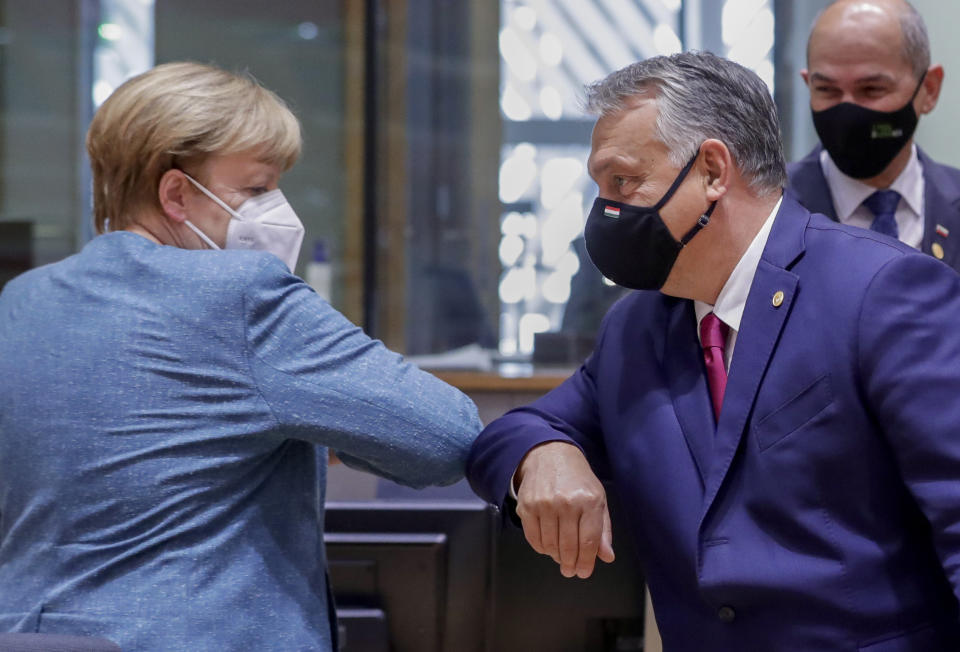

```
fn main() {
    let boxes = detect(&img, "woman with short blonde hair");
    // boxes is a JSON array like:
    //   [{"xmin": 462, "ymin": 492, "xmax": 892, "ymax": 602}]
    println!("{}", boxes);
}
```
[
  {"xmin": 86, "ymin": 61, "xmax": 301, "ymax": 233},
  {"xmin": 0, "ymin": 61, "xmax": 480, "ymax": 652}
]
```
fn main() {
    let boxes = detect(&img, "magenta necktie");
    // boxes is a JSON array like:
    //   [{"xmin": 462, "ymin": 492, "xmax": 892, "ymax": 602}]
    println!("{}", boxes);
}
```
[{"xmin": 700, "ymin": 313, "xmax": 730, "ymax": 420}]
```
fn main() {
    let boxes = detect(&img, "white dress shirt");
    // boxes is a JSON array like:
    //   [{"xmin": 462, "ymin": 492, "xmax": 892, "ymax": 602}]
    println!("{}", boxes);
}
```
[
  {"xmin": 694, "ymin": 197, "xmax": 782, "ymax": 370},
  {"xmin": 819, "ymin": 145, "xmax": 924, "ymax": 250}
]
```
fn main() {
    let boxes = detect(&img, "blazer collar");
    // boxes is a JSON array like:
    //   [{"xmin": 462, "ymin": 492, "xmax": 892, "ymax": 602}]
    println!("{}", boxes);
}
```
[
  {"xmin": 665, "ymin": 298, "xmax": 715, "ymax": 489},
  {"xmin": 787, "ymin": 145, "xmax": 837, "ymax": 220},
  {"xmin": 666, "ymin": 195, "xmax": 808, "ymax": 495},
  {"xmin": 759, "ymin": 193, "xmax": 809, "ymax": 271},
  {"xmin": 697, "ymin": 197, "xmax": 804, "ymax": 527},
  {"xmin": 918, "ymin": 148, "xmax": 960, "ymax": 265}
]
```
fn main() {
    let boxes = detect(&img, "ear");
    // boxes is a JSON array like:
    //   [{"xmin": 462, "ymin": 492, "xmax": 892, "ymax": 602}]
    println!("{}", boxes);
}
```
[
  {"xmin": 800, "ymin": 68, "xmax": 811, "ymax": 87},
  {"xmin": 698, "ymin": 139, "xmax": 732, "ymax": 203},
  {"xmin": 157, "ymin": 169, "xmax": 193, "ymax": 224},
  {"xmin": 917, "ymin": 64, "xmax": 944, "ymax": 115}
]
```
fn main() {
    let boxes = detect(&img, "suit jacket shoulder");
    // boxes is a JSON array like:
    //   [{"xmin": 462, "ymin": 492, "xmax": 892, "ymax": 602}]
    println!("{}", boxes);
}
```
[
  {"xmin": 786, "ymin": 145, "xmax": 837, "ymax": 220},
  {"xmin": 787, "ymin": 145, "xmax": 960, "ymax": 271},
  {"xmin": 917, "ymin": 149, "xmax": 960, "ymax": 269}
]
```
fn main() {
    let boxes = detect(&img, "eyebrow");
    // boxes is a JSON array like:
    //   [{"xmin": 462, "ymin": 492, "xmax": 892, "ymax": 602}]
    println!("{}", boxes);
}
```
[
  {"xmin": 588, "ymin": 155, "xmax": 631, "ymax": 180},
  {"xmin": 587, "ymin": 160, "xmax": 610, "ymax": 180},
  {"xmin": 809, "ymin": 72, "xmax": 898, "ymax": 85}
]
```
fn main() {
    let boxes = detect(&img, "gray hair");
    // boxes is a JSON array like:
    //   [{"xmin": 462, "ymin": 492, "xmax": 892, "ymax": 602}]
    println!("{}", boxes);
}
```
[
  {"xmin": 901, "ymin": 6, "xmax": 931, "ymax": 78},
  {"xmin": 583, "ymin": 51, "xmax": 786, "ymax": 194},
  {"xmin": 810, "ymin": 1, "xmax": 930, "ymax": 79}
]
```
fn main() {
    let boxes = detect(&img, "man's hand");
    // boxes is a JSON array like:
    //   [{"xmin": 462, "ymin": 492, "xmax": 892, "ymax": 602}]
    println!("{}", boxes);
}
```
[{"xmin": 514, "ymin": 441, "xmax": 615, "ymax": 579}]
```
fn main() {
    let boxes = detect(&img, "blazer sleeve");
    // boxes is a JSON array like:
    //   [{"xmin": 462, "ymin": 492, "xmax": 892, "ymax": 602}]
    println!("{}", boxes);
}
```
[
  {"xmin": 858, "ymin": 252, "xmax": 960, "ymax": 601},
  {"xmin": 466, "ymin": 315, "xmax": 612, "ymax": 508},
  {"xmin": 241, "ymin": 257, "xmax": 482, "ymax": 488}
]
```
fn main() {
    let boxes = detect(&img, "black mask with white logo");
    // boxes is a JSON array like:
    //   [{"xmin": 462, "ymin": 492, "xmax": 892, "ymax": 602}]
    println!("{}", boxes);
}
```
[
  {"xmin": 584, "ymin": 151, "xmax": 716, "ymax": 291},
  {"xmin": 812, "ymin": 75, "xmax": 925, "ymax": 179}
]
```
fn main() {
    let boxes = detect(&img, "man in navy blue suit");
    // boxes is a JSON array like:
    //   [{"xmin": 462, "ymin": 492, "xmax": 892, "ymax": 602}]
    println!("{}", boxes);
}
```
[
  {"xmin": 468, "ymin": 51, "xmax": 960, "ymax": 651},
  {"xmin": 788, "ymin": 0, "xmax": 960, "ymax": 270}
]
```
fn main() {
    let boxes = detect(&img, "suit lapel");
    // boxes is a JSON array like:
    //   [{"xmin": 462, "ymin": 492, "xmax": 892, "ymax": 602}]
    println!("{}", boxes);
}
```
[
  {"xmin": 919, "ymin": 149, "xmax": 960, "ymax": 268},
  {"xmin": 698, "ymin": 197, "xmax": 806, "ymax": 524},
  {"xmin": 786, "ymin": 146, "xmax": 838, "ymax": 220},
  {"xmin": 664, "ymin": 299, "xmax": 714, "ymax": 489},
  {"xmin": 700, "ymin": 263, "xmax": 799, "ymax": 520}
]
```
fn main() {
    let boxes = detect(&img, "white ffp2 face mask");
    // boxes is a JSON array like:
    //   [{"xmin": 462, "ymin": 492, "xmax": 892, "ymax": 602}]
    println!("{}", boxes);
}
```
[{"xmin": 182, "ymin": 173, "xmax": 306, "ymax": 273}]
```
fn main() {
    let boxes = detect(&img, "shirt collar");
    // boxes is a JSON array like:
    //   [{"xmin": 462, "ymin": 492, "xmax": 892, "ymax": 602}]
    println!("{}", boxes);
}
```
[
  {"xmin": 694, "ymin": 195, "xmax": 782, "ymax": 334},
  {"xmin": 820, "ymin": 144, "xmax": 924, "ymax": 220}
]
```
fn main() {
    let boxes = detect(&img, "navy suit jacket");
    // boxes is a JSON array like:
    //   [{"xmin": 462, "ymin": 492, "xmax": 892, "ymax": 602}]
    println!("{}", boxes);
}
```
[
  {"xmin": 787, "ymin": 145, "xmax": 960, "ymax": 271},
  {"xmin": 468, "ymin": 196, "xmax": 960, "ymax": 651}
]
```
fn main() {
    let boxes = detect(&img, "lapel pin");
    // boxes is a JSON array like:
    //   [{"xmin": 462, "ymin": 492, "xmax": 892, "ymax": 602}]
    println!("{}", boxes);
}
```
[
  {"xmin": 932, "ymin": 242, "xmax": 945, "ymax": 260},
  {"xmin": 772, "ymin": 290, "xmax": 784, "ymax": 307},
  {"xmin": 936, "ymin": 224, "xmax": 950, "ymax": 238}
]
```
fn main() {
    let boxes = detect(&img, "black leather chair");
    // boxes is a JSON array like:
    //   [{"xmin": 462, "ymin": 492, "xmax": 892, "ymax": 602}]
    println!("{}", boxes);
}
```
[{"xmin": 0, "ymin": 633, "xmax": 121, "ymax": 652}]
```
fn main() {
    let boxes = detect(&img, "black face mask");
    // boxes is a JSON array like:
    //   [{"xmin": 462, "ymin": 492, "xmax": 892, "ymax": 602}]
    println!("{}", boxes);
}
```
[
  {"xmin": 584, "ymin": 151, "xmax": 716, "ymax": 291},
  {"xmin": 812, "ymin": 76, "xmax": 925, "ymax": 179}
]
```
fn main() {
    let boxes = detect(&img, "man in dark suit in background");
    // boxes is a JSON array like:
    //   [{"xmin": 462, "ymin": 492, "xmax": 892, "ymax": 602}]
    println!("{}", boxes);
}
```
[
  {"xmin": 468, "ymin": 50, "xmax": 960, "ymax": 651},
  {"xmin": 788, "ymin": 0, "xmax": 960, "ymax": 269}
]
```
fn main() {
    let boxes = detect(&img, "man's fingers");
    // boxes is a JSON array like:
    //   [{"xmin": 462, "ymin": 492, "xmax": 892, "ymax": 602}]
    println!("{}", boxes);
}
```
[
  {"xmin": 517, "ymin": 503, "xmax": 545, "ymax": 555},
  {"xmin": 574, "ymin": 502, "xmax": 604, "ymax": 578},
  {"xmin": 597, "ymin": 506, "xmax": 616, "ymax": 564},
  {"xmin": 512, "ymin": 442, "xmax": 611, "ymax": 574},
  {"xmin": 539, "ymin": 512, "xmax": 561, "ymax": 564},
  {"xmin": 557, "ymin": 509, "xmax": 581, "ymax": 577}
]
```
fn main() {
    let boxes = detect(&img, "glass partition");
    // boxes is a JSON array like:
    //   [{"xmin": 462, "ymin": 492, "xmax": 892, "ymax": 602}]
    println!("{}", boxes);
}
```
[
  {"xmin": 0, "ymin": 0, "xmax": 360, "ymax": 322},
  {"xmin": 0, "ymin": 1, "xmax": 95, "ymax": 286},
  {"xmin": 154, "ymin": 0, "xmax": 358, "ymax": 318},
  {"xmin": 1, "ymin": 0, "xmax": 780, "ymax": 356}
]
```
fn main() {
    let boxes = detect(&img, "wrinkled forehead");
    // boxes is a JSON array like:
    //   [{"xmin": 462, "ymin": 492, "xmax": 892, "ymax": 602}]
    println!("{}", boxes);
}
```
[
  {"xmin": 587, "ymin": 99, "xmax": 667, "ymax": 179},
  {"xmin": 588, "ymin": 97, "xmax": 660, "ymax": 148}
]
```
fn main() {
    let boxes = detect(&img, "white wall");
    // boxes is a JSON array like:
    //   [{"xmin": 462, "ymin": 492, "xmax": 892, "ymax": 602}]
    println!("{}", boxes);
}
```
[
  {"xmin": 910, "ymin": 0, "xmax": 960, "ymax": 167},
  {"xmin": 778, "ymin": 0, "xmax": 959, "ymax": 166}
]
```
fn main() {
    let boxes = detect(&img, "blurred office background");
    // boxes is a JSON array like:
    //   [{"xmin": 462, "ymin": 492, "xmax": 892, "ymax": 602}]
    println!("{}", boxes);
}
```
[
  {"xmin": 2, "ymin": 1, "xmax": 958, "ymax": 650},
  {"xmin": 2, "ymin": 0, "xmax": 958, "ymax": 352}
]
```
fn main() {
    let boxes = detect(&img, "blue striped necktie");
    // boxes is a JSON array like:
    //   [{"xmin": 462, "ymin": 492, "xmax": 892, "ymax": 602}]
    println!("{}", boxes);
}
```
[{"xmin": 862, "ymin": 189, "xmax": 901, "ymax": 239}]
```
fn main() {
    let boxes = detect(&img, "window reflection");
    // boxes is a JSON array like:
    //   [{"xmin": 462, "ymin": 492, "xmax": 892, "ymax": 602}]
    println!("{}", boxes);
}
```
[{"xmin": 0, "ymin": 0, "xmax": 776, "ymax": 360}]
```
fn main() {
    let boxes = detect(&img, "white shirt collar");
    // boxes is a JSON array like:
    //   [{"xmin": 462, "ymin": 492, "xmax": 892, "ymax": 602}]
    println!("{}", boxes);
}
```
[
  {"xmin": 820, "ymin": 144, "xmax": 924, "ymax": 221},
  {"xmin": 694, "ymin": 196, "xmax": 782, "ymax": 335}
]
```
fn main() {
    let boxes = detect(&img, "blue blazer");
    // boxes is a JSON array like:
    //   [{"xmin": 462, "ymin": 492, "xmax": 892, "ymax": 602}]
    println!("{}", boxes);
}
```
[
  {"xmin": 0, "ymin": 233, "xmax": 481, "ymax": 651},
  {"xmin": 787, "ymin": 145, "xmax": 960, "ymax": 271},
  {"xmin": 468, "ymin": 196, "xmax": 960, "ymax": 651}
]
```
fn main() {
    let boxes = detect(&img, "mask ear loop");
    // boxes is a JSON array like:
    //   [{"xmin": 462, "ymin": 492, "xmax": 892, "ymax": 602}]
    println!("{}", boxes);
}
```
[
  {"xmin": 182, "ymin": 173, "xmax": 244, "ymax": 220},
  {"xmin": 678, "ymin": 201, "xmax": 717, "ymax": 247},
  {"xmin": 179, "ymin": 173, "xmax": 236, "ymax": 250},
  {"xmin": 909, "ymin": 71, "xmax": 928, "ymax": 102},
  {"xmin": 653, "ymin": 148, "xmax": 702, "ymax": 210},
  {"xmin": 655, "ymin": 147, "xmax": 714, "ymax": 247},
  {"xmin": 183, "ymin": 220, "xmax": 221, "ymax": 250}
]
